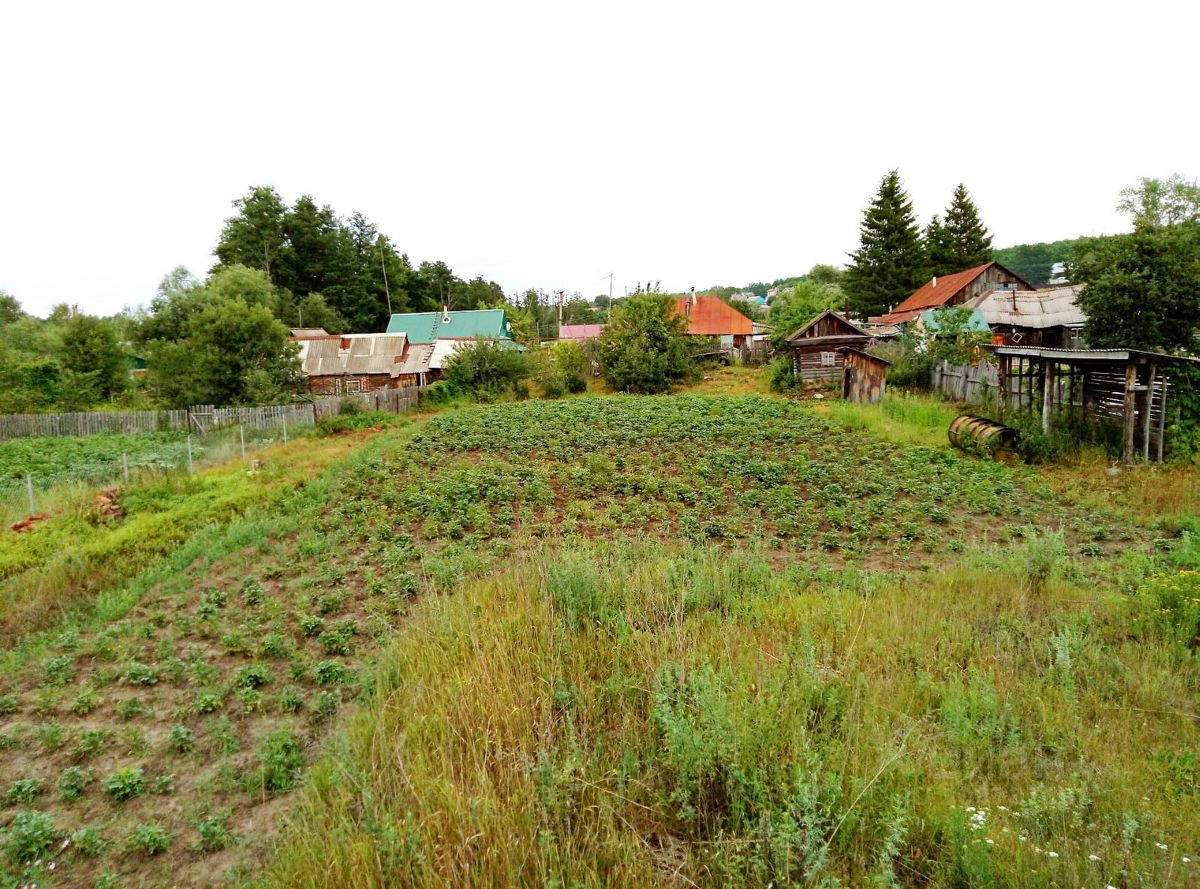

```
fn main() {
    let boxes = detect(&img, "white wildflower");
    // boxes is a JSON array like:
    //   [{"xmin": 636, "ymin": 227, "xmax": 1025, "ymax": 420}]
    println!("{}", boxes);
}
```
[
  {"xmin": 1156, "ymin": 842, "xmax": 1168, "ymax": 851},
  {"xmin": 986, "ymin": 838, "xmax": 994, "ymax": 845},
  {"xmin": 1089, "ymin": 854, "xmax": 1101, "ymax": 861},
  {"xmin": 1047, "ymin": 851, "xmax": 1059, "ymax": 858}
]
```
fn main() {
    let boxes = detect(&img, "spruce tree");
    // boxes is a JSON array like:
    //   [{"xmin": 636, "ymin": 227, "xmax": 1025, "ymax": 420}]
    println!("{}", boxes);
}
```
[
  {"xmin": 844, "ymin": 170, "xmax": 929, "ymax": 318},
  {"xmin": 935, "ymin": 183, "xmax": 993, "ymax": 274},
  {"xmin": 924, "ymin": 214, "xmax": 956, "ymax": 278}
]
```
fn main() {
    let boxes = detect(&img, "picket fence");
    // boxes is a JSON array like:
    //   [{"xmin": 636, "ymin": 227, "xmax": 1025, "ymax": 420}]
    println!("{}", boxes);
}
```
[
  {"xmin": 0, "ymin": 388, "xmax": 423, "ymax": 440},
  {"xmin": 930, "ymin": 360, "xmax": 1001, "ymax": 403}
]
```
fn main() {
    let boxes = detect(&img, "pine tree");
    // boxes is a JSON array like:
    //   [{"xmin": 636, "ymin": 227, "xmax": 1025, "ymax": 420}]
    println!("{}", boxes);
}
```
[
  {"xmin": 844, "ymin": 170, "xmax": 929, "ymax": 318},
  {"xmin": 934, "ymin": 184, "xmax": 993, "ymax": 274},
  {"xmin": 924, "ymin": 214, "xmax": 956, "ymax": 278}
]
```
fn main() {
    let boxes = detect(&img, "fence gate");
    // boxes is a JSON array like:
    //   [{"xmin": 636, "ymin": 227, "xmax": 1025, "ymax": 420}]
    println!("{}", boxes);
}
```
[{"xmin": 187, "ymin": 406, "xmax": 214, "ymax": 436}]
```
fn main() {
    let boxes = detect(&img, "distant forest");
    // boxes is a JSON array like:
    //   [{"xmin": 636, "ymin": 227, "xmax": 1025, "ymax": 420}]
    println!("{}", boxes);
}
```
[{"xmin": 993, "ymin": 236, "xmax": 1099, "ymax": 284}]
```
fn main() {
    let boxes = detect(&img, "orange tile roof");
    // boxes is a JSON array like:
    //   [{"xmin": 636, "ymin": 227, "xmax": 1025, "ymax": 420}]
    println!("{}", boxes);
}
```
[{"xmin": 672, "ymin": 295, "xmax": 754, "ymax": 336}]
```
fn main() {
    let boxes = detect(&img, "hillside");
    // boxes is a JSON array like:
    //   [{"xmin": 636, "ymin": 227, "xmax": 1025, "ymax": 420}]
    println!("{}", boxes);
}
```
[
  {"xmin": 0, "ymin": 393, "xmax": 1197, "ymax": 888},
  {"xmin": 993, "ymin": 236, "xmax": 1102, "ymax": 284}
]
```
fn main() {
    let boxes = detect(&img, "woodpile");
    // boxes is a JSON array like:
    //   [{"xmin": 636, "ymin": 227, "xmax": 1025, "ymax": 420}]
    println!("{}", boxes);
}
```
[{"xmin": 95, "ymin": 487, "xmax": 123, "ymax": 519}]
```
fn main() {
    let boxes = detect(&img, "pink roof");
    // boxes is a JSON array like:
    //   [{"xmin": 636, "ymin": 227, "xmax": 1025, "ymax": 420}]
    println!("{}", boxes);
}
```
[{"xmin": 559, "ymin": 324, "xmax": 604, "ymax": 340}]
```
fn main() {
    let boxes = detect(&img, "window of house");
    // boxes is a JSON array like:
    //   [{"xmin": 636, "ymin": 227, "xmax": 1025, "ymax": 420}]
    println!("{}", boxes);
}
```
[{"xmin": 820, "ymin": 351, "xmax": 836, "ymax": 366}]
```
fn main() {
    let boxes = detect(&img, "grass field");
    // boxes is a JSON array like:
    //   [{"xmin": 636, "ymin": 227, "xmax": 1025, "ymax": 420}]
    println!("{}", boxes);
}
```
[{"xmin": 0, "ymin": 391, "xmax": 1197, "ymax": 888}]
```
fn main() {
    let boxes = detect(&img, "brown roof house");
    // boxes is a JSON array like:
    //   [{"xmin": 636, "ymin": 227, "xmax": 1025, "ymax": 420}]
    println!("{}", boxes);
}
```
[
  {"xmin": 876, "ymin": 262, "xmax": 1034, "ymax": 325},
  {"xmin": 968, "ymin": 285, "xmax": 1087, "ymax": 349}
]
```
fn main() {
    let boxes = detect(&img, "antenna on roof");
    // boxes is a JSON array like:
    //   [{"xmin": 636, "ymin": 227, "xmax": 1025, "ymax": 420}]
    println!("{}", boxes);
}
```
[{"xmin": 378, "ymin": 239, "xmax": 393, "ymax": 316}]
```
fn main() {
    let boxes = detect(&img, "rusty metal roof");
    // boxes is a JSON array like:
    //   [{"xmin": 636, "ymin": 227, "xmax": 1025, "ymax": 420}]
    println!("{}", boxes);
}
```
[
  {"xmin": 672, "ymin": 295, "xmax": 754, "ymax": 336},
  {"xmin": 878, "ymin": 262, "xmax": 1035, "ymax": 324},
  {"xmin": 968, "ymin": 286, "xmax": 1086, "ymax": 329}
]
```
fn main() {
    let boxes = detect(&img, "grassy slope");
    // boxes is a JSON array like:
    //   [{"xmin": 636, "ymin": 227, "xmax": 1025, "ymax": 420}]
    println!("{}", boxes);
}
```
[{"xmin": 1, "ymin": 392, "xmax": 1197, "ymax": 888}]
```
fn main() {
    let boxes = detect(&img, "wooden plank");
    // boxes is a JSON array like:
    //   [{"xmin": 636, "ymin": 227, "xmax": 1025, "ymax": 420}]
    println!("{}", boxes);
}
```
[{"xmin": 1143, "ymin": 362, "xmax": 1156, "ymax": 461}]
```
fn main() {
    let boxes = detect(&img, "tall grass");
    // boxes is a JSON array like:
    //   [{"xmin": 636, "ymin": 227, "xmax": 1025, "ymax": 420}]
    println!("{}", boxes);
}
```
[
  {"xmin": 263, "ymin": 540, "xmax": 1198, "ymax": 888},
  {"xmin": 820, "ymin": 392, "xmax": 960, "ymax": 449}
]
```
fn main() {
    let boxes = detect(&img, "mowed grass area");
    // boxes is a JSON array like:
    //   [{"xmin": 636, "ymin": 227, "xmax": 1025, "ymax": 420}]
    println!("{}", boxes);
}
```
[{"xmin": 0, "ymin": 393, "xmax": 1197, "ymax": 888}]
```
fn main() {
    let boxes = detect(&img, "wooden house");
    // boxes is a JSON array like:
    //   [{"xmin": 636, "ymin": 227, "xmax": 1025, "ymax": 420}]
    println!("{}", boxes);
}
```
[
  {"xmin": 876, "ymin": 262, "xmax": 1034, "ymax": 325},
  {"xmin": 968, "ymin": 286, "xmax": 1086, "ymax": 349},
  {"xmin": 785, "ymin": 311, "xmax": 873, "ymax": 381},
  {"xmin": 298, "ymin": 333, "xmax": 410, "ymax": 395}
]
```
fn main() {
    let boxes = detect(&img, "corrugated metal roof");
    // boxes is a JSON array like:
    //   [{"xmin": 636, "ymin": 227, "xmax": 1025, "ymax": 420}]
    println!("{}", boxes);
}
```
[
  {"xmin": 992, "ymin": 345, "xmax": 1200, "ymax": 364},
  {"xmin": 878, "ymin": 262, "xmax": 1036, "ymax": 324},
  {"xmin": 301, "ymin": 333, "xmax": 408, "ymax": 378},
  {"xmin": 395, "ymin": 342, "xmax": 434, "ymax": 376},
  {"xmin": 673, "ymin": 295, "xmax": 754, "ymax": 336},
  {"xmin": 559, "ymin": 324, "xmax": 605, "ymax": 340},
  {"xmin": 385, "ymin": 309, "xmax": 511, "ymax": 343},
  {"xmin": 968, "ymin": 286, "xmax": 1086, "ymax": 329}
]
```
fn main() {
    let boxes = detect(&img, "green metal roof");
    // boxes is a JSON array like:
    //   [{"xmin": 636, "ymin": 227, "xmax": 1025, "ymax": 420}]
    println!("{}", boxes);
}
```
[
  {"xmin": 385, "ymin": 309, "xmax": 511, "ymax": 343},
  {"xmin": 919, "ymin": 307, "xmax": 990, "ymax": 334}
]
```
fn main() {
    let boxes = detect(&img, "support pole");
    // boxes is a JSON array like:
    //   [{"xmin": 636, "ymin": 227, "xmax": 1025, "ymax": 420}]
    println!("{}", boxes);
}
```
[
  {"xmin": 26, "ymin": 473, "xmax": 35, "ymax": 516},
  {"xmin": 1041, "ymin": 358, "xmax": 1053, "ymax": 435},
  {"xmin": 1143, "ymin": 363, "xmax": 1156, "ymax": 462},
  {"xmin": 282, "ymin": 415, "xmax": 288, "ymax": 444},
  {"xmin": 1122, "ymin": 361, "xmax": 1137, "ymax": 466},
  {"xmin": 186, "ymin": 435, "xmax": 194, "ymax": 476},
  {"xmin": 239, "ymin": 424, "xmax": 246, "ymax": 461},
  {"xmin": 997, "ymin": 356, "xmax": 1008, "ymax": 410},
  {"xmin": 122, "ymin": 453, "xmax": 129, "ymax": 483},
  {"xmin": 1157, "ymin": 372, "xmax": 1168, "ymax": 462}
]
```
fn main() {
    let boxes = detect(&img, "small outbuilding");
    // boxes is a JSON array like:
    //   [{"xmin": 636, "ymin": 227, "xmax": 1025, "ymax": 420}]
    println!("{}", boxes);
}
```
[
  {"xmin": 785, "ymin": 310, "xmax": 874, "ymax": 381},
  {"xmin": 840, "ymin": 348, "xmax": 890, "ymax": 403}
]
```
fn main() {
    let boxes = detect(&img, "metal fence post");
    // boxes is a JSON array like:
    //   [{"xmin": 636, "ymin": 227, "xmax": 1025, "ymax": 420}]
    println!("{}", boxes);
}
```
[
  {"xmin": 122, "ymin": 453, "xmax": 129, "ymax": 483},
  {"xmin": 240, "ymin": 424, "xmax": 246, "ymax": 461},
  {"xmin": 186, "ymin": 435, "xmax": 194, "ymax": 476},
  {"xmin": 26, "ymin": 473, "xmax": 35, "ymax": 516}
]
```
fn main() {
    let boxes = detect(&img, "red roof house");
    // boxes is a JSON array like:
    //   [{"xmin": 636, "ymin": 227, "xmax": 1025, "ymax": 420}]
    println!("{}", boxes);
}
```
[
  {"xmin": 672, "ymin": 294, "xmax": 754, "ymax": 344},
  {"xmin": 876, "ymin": 262, "xmax": 1034, "ymax": 325}
]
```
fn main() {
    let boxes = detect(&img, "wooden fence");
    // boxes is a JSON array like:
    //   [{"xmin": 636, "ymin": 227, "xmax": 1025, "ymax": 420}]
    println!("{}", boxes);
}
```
[
  {"xmin": 0, "ymin": 388, "xmax": 424, "ymax": 440},
  {"xmin": 930, "ymin": 361, "xmax": 1000, "ymax": 404},
  {"xmin": 0, "ymin": 409, "xmax": 189, "ymax": 439}
]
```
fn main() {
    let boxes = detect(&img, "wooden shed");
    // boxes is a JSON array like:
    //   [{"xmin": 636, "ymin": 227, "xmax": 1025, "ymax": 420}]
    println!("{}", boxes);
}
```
[
  {"xmin": 785, "ymin": 311, "xmax": 873, "ymax": 381},
  {"xmin": 840, "ymin": 348, "xmax": 890, "ymax": 403}
]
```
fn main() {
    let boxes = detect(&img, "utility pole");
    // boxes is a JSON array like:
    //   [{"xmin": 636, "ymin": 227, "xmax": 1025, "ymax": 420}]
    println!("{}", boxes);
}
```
[{"xmin": 379, "ymin": 239, "xmax": 393, "ymax": 315}]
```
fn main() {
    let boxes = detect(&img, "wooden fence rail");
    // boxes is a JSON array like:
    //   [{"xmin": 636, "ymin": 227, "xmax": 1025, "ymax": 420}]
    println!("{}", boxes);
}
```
[{"xmin": 0, "ymin": 388, "xmax": 424, "ymax": 440}]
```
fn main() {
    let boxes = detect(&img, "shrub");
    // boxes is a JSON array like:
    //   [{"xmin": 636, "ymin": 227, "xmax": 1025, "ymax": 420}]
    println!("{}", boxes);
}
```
[
  {"xmin": 442, "ymin": 339, "xmax": 531, "ymax": 399},
  {"xmin": 242, "ymin": 577, "xmax": 266, "ymax": 605},
  {"xmin": 598, "ymin": 293, "xmax": 693, "ymax": 393},
  {"xmin": 768, "ymin": 355, "xmax": 798, "ymax": 393},
  {"xmin": 193, "ymin": 690, "xmax": 224, "ymax": 714},
  {"xmin": 5, "ymin": 811, "xmax": 56, "ymax": 863},
  {"xmin": 116, "ymin": 697, "xmax": 149, "ymax": 720},
  {"xmin": 128, "ymin": 822, "xmax": 170, "ymax": 855},
  {"xmin": 257, "ymin": 730, "xmax": 304, "ymax": 793},
  {"xmin": 317, "ymin": 410, "xmax": 403, "ymax": 435},
  {"xmin": 103, "ymin": 767, "xmax": 145, "ymax": 802},
  {"xmin": 154, "ymin": 774, "xmax": 176, "ymax": 795}
]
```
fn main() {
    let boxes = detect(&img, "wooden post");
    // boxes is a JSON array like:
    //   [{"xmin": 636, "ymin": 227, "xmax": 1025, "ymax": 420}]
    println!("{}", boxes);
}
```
[
  {"xmin": 1041, "ymin": 358, "xmax": 1053, "ymax": 434},
  {"xmin": 1157, "ymin": 371, "xmax": 1168, "ymax": 462},
  {"xmin": 1122, "ymin": 361, "xmax": 1137, "ymax": 465},
  {"xmin": 1142, "ymin": 363, "xmax": 1156, "ymax": 461},
  {"xmin": 997, "ymin": 355, "xmax": 1008, "ymax": 410},
  {"xmin": 26, "ymin": 473, "xmax": 35, "ymax": 516}
]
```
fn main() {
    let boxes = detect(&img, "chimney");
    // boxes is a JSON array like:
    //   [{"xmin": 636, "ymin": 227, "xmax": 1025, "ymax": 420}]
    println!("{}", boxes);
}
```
[
  {"xmin": 686, "ymin": 287, "xmax": 695, "ymax": 317},
  {"xmin": 442, "ymin": 304, "xmax": 450, "ymax": 324},
  {"xmin": 932, "ymin": 276, "xmax": 937, "ymax": 288}
]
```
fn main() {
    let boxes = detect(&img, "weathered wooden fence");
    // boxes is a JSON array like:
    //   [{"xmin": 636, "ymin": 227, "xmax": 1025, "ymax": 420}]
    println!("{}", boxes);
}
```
[
  {"xmin": 0, "ymin": 388, "xmax": 424, "ymax": 440},
  {"xmin": 930, "ymin": 361, "xmax": 1000, "ymax": 403},
  {"xmin": 0, "ymin": 409, "xmax": 189, "ymax": 439}
]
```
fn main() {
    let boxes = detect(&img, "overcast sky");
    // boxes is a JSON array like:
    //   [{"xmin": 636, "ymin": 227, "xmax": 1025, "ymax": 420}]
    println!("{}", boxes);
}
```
[{"xmin": 2, "ymin": 0, "xmax": 1197, "ymax": 318}]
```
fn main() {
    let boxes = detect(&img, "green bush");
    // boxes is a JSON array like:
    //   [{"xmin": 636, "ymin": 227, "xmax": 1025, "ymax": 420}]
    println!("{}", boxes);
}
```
[
  {"xmin": 768, "ymin": 355, "xmax": 797, "ymax": 392},
  {"xmin": 598, "ymin": 294, "xmax": 693, "ymax": 393},
  {"xmin": 195, "ymin": 812, "xmax": 234, "ymax": 853},
  {"xmin": 442, "ymin": 339, "xmax": 530, "ymax": 399}
]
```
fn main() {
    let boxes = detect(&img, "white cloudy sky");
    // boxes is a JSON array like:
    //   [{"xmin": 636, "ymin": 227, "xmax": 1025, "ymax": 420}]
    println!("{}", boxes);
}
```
[{"xmin": 2, "ymin": 0, "xmax": 1197, "ymax": 317}]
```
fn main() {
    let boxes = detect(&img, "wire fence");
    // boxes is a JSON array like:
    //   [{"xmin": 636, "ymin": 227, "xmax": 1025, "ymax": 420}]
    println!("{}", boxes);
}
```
[{"xmin": 1, "ymin": 389, "xmax": 423, "ymax": 528}]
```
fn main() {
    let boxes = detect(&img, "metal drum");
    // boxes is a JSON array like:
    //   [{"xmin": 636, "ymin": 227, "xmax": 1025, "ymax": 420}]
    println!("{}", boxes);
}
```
[{"xmin": 948, "ymin": 415, "xmax": 1019, "ymax": 456}]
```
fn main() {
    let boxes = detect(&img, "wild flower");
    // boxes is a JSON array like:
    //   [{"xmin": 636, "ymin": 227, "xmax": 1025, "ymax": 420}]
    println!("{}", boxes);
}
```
[
  {"xmin": 1088, "ymin": 853, "xmax": 1100, "ymax": 861},
  {"xmin": 1156, "ymin": 842, "xmax": 1168, "ymax": 851}
]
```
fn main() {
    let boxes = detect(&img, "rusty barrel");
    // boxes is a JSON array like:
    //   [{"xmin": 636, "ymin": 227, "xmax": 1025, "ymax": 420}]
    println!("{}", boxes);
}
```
[{"xmin": 948, "ymin": 414, "xmax": 1019, "ymax": 455}]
